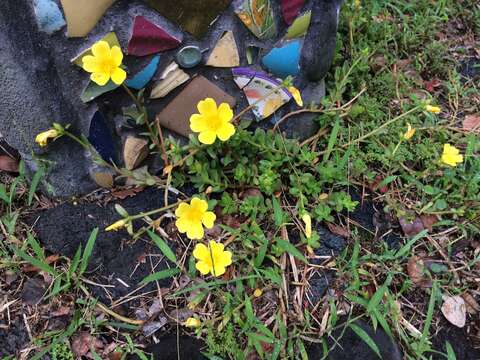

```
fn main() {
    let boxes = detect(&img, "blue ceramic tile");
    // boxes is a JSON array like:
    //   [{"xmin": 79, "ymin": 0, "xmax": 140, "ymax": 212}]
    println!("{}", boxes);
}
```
[
  {"xmin": 33, "ymin": 0, "xmax": 66, "ymax": 34},
  {"xmin": 262, "ymin": 39, "xmax": 302, "ymax": 79},
  {"xmin": 88, "ymin": 111, "xmax": 117, "ymax": 163},
  {"xmin": 125, "ymin": 55, "xmax": 161, "ymax": 90}
]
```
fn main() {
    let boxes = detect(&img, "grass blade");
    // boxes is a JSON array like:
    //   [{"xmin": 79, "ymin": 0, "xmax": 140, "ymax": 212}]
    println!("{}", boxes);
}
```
[
  {"xmin": 349, "ymin": 323, "xmax": 382, "ymax": 359},
  {"xmin": 79, "ymin": 228, "xmax": 98, "ymax": 276},
  {"xmin": 276, "ymin": 238, "xmax": 307, "ymax": 264},
  {"xmin": 13, "ymin": 247, "xmax": 57, "ymax": 276},
  {"xmin": 148, "ymin": 230, "xmax": 177, "ymax": 263},
  {"xmin": 141, "ymin": 268, "xmax": 180, "ymax": 284},
  {"xmin": 28, "ymin": 168, "xmax": 44, "ymax": 205}
]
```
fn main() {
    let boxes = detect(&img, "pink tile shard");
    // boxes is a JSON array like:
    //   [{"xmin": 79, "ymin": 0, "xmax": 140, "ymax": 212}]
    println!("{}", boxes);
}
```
[
  {"xmin": 127, "ymin": 16, "xmax": 182, "ymax": 56},
  {"xmin": 281, "ymin": 0, "xmax": 306, "ymax": 25}
]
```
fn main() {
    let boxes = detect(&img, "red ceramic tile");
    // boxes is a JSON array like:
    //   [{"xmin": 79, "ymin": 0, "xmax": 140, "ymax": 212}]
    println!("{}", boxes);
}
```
[{"xmin": 281, "ymin": 0, "xmax": 305, "ymax": 25}]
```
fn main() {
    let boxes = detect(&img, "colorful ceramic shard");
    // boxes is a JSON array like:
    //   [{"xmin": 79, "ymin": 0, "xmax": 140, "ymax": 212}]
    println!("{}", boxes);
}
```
[
  {"xmin": 156, "ymin": 76, "xmax": 236, "ymax": 137},
  {"xmin": 150, "ymin": 62, "xmax": 190, "ymax": 99},
  {"xmin": 125, "ymin": 55, "xmax": 160, "ymax": 90},
  {"xmin": 127, "ymin": 16, "xmax": 182, "ymax": 57},
  {"xmin": 175, "ymin": 46, "xmax": 203, "ymax": 68},
  {"xmin": 232, "ymin": 68, "xmax": 292, "ymax": 119},
  {"xmin": 281, "ymin": 0, "xmax": 306, "ymax": 25},
  {"xmin": 285, "ymin": 11, "xmax": 311, "ymax": 40},
  {"xmin": 60, "ymin": 0, "xmax": 115, "ymax": 37},
  {"xmin": 80, "ymin": 80, "xmax": 119, "ymax": 103},
  {"xmin": 71, "ymin": 32, "xmax": 120, "ymax": 67},
  {"xmin": 206, "ymin": 31, "xmax": 240, "ymax": 67},
  {"xmin": 262, "ymin": 39, "xmax": 302, "ymax": 79},
  {"xmin": 123, "ymin": 136, "xmax": 149, "ymax": 170},
  {"xmin": 33, "ymin": 0, "xmax": 66, "ymax": 34},
  {"xmin": 144, "ymin": 0, "xmax": 231, "ymax": 38},
  {"xmin": 246, "ymin": 46, "xmax": 262, "ymax": 65},
  {"xmin": 235, "ymin": 0, "xmax": 276, "ymax": 40},
  {"xmin": 88, "ymin": 111, "xmax": 117, "ymax": 163}
]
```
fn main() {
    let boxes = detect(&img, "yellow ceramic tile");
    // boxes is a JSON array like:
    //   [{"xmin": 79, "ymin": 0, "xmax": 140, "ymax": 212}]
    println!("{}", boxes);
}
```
[
  {"xmin": 206, "ymin": 31, "xmax": 240, "ymax": 67},
  {"xmin": 60, "ymin": 0, "xmax": 115, "ymax": 37}
]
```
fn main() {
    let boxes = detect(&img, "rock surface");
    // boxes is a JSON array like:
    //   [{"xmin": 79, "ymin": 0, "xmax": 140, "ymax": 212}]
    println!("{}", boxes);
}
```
[{"xmin": 0, "ymin": 0, "xmax": 341, "ymax": 197}]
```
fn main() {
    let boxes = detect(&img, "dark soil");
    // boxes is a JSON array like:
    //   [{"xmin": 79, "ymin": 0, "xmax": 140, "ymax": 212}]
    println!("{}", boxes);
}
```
[
  {"xmin": 0, "ymin": 317, "xmax": 29, "ymax": 358},
  {"xmin": 27, "ymin": 187, "xmax": 178, "ymax": 303},
  {"xmin": 432, "ymin": 320, "xmax": 480, "ymax": 360},
  {"xmin": 127, "ymin": 335, "xmax": 207, "ymax": 360}
]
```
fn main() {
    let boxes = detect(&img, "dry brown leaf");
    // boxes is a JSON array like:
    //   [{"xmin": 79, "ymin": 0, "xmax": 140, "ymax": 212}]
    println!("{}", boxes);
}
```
[
  {"xmin": 111, "ymin": 186, "xmax": 144, "ymax": 199},
  {"xmin": 441, "ymin": 295, "xmax": 466, "ymax": 328},
  {"xmin": 463, "ymin": 114, "xmax": 480, "ymax": 133},
  {"xmin": 461, "ymin": 292, "xmax": 480, "ymax": 315},
  {"xmin": 424, "ymin": 78, "xmax": 442, "ymax": 92},
  {"xmin": 71, "ymin": 331, "xmax": 104, "ymax": 358},
  {"xmin": 0, "ymin": 155, "xmax": 19, "ymax": 172},
  {"xmin": 51, "ymin": 305, "xmax": 71, "ymax": 317},
  {"xmin": 407, "ymin": 255, "xmax": 432, "ymax": 288},
  {"xmin": 399, "ymin": 214, "xmax": 438, "ymax": 236},
  {"xmin": 327, "ymin": 222, "xmax": 350, "ymax": 238}
]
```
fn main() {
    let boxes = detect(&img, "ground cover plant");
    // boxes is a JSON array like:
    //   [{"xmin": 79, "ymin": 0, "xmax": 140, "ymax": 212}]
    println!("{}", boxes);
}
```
[{"xmin": 0, "ymin": 0, "xmax": 479, "ymax": 359}]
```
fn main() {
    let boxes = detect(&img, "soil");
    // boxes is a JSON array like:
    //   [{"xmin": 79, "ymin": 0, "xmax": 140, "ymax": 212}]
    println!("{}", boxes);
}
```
[
  {"xmin": 27, "ymin": 187, "xmax": 179, "ymax": 303},
  {"xmin": 127, "ymin": 335, "xmax": 207, "ymax": 360},
  {"xmin": 431, "ymin": 320, "xmax": 480, "ymax": 360},
  {"xmin": 0, "ymin": 317, "xmax": 29, "ymax": 358}
]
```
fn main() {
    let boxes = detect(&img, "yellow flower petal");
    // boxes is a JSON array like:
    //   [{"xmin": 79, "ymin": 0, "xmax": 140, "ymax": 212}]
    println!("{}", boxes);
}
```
[
  {"xmin": 441, "ymin": 144, "xmax": 463, "ymax": 167},
  {"xmin": 288, "ymin": 86, "xmax": 303, "ymax": 107},
  {"xmin": 190, "ymin": 114, "xmax": 208, "ymax": 132},
  {"xmin": 191, "ymin": 198, "xmax": 208, "ymax": 212},
  {"xmin": 184, "ymin": 317, "xmax": 201, "ymax": 328},
  {"xmin": 253, "ymin": 289, "xmax": 263, "ymax": 297},
  {"xmin": 301, "ymin": 213, "xmax": 312, "ymax": 239},
  {"xmin": 202, "ymin": 211, "xmax": 216, "ymax": 229},
  {"xmin": 425, "ymin": 105, "xmax": 441, "ymax": 114},
  {"xmin": 196, "ymin": 261, "xmax": 211, "ymax": 275},
  {"xmin": 403, "ymin": 123, "xmax": 416, "ymax": 140},
  {"xmin": 110, "ymin": 67, "xmax": 126, "ymax": 85},
  {"xmin": 82, "ymin": 55, "xmax": 101, "ymax": 73},
  {"xmin": 35, "ymin": 129, "xmax": 59, "ymax": 147},
  {"xmin": 198, "ymin": 131, "xmax": 217, "ymax": 145},
  {"xmin": 175, "ymin": 202, "xmax": 190, "ymax": 217},
  {"xmin": 175, "ymin": 217, "xmax": 190, "ymax": 234},
  {"xmin": 105, "ymin": 219, "xmax": 127, "ymax": 231},
  {"xmin": 110, "ymin": 46, "xmax": 123, "ymax": 67},
  {"xmin": 193, "ymin": 243, "xmax": 209, "ymax": 260},
  {"xmin": 91, "ymin": 40, "xmax": 110, "ymax": 58},
  {"xmin": 187, "ymin": 222, "xmax": 204, "ymax": 240},
  {"xmin": 91, "ymin": 72, "xmax": 110, "ymax": 86},
  {"xmin": 197, "ymin": 98, "xmax": 217, "ymax": 116},
  {"xmin": 216, "ymin": 123, "xmax": 235, "ymax": 141},
  {"xmin": 217, "ymin": 103, "xmax": 234, "ymax": 122}
]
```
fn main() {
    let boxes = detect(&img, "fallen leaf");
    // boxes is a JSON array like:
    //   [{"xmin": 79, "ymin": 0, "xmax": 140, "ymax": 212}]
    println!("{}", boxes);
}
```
[
  {"xmin": 461, "ymin": 292, "xmax": 480, "ymax": 315},
  {"xmin": 111, "ymin": 186, "xmax": 144, "ymax": 199},
  {"xmin": 21, "ymin": 277, "xmax": 47, "ymax": 305},
  {"xmin": 463, "ymin": 114, "xmax": 480, "ymax": 133},
  {"xmin": 327, "ymin": 223, "xmax": 350, "ymax": 238},
  {"xmin": 71, "ymin": 332, "xmax": 104, "ymax": 358},
  {"xmin": 371, "ymin": 55, "xmax": 386, "ymax": 72},
  {"xmin": 420, "ymin": 215, "xmax": 439, "ymax": 232},
  {"xmin": 142, "ymin": 316, "xmax": 168, "ymax": 337},
  {"xmin": 51, "ymin": 305, "xmax": 72, "ymax": 317},
  {"xmin": 168, "ymin": 307, "xmax": 193, "ymax": 323},
  {"xmin": 407, "ymin": 255, "xmax": 432, "ymax": 288},
  {"xmin": 424, "ymin": 78, "xmax": 442, "ymax": 92},
  {"xmin": 0, "ymin": 155, "xmax": 19, "ymax": 172},
  {"xmin": 240, "ymin": 188, "xmax": 262, "ymax": 199},
  {"xmin": 399, "ymin": 214, "xmax": 439, "ymax": 236},
  {"xmin": 441, "ymin": 295, "xmax": 466, "ymax": 328}
]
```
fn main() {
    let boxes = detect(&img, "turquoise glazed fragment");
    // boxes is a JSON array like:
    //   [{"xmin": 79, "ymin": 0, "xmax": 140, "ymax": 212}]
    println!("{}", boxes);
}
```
[
  {"xmin": 175, "ymin": 46, "xmax": 203, "ymax": 69},
  {"xmin": 33, "ymin": 0, "xmax": 66, "ymax": 34},
  {"xmin": 262, "ymin": 39, "xmax": 302, "ymax": 79},
  {"xmin": 125, "ymin": 55, "xmax": 161, "ymax": 90}
]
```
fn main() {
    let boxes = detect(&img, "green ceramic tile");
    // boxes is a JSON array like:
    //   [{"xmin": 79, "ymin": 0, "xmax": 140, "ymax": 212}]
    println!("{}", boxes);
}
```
[
  {"xmin": 144, "ymin": 0, "xmax": 231, "ymax": 38},
  {"xmin": 80, "ymin": 80, "xmax": 119, "ymax": 103}
]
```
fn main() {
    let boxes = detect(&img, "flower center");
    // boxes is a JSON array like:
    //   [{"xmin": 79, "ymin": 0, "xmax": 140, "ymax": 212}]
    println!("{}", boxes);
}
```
[
  {"xmin": 205, "ymin": 114, "xmax": 222, "ymax": 132},
  {"xmin": 185, "ymin": 208, "xmax": 203, "ymax": 223}
]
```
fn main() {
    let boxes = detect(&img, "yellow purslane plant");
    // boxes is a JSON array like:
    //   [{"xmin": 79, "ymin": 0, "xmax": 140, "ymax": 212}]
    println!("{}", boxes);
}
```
[
  {"xmin": 35, "ymin": 123, "xmax": 66, "ymax": 147},
  {"xmin": 193, "ymin": 240, "xmax": 232, "ymax": 277},
  {"xmin": 403, "ymin": 123, "xmax": 416, "ymax": 140},
  {"xmin": 175, "ymin": 198, "xmax": 216, "ymax": 240},
  {"xmin": 82, "ymin": 40, "xmax": 126, "ymax": 86},
  {"xmin": 190, "ymin": 98, "xmax": 235, "ymax": 145},
  {"xmin": 441, "ymin": 144, "xmax": 463, "ymax": 167}
]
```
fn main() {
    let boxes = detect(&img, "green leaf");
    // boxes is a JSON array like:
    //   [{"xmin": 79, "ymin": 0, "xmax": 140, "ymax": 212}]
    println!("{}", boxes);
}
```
[
  {"xmin": 13, "ymin": 247, "xmax": 57, "ymax": 276},
  {"xmin": 79, "ymin": 228, "xmax": 98, "ymax": 276},
  {"xmin": 148, "ymin": 230, "xmax": 177, "ymax": 263},
  {"xmin": 244, "ymin": 295, "xmax": 255, "ymax": 324},
  {"xmin": 141, "ymin": 268, "xmax": 180, "ymax": 284},
  {"xmin": 350, "ymin": 323, "xmax": 382, "ymax": 359},
  {"xmin": 272, "ymin": 196, "xmax": 284, "ymax": 227},
  {"xmin": 28, "ymin": 168, "xmax": 44, "ymax": 205},
  {"xmin": 114, "ymin": 204, "xmax": 129, "ymax": 217},
  {"xmin": 69, "ymin": 246, "xmax": 82, "ymax": 276},
  {"xmin": 323, "ymin": 116, "xmax": 341, "ymax": 162},
  {"xmin": 0, "ymin": 184, "xmax": 10, "ymax": 204},
  {"xmin": 27, "ymin": 233, "xmax": 45, "ymax": 261},
  {"xmin": 445, "ymin": 341, "xmax": 457, "ymax": 360},
  {"xmin": 276, "ymin": 238, "xmax": 307, "ymax": 264},
  {"xmin": 254, "ymin": 236, "xmax": 268, "ymax": 268}
]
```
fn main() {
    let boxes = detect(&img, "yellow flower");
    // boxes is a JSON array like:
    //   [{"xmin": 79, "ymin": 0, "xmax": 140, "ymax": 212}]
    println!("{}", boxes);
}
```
[
  {"xmin": 82, "ymin": 41, "xmax": 126, "ymax": 86},
  {"xmin": 175, "ymin": 198, "xmax": 216, "ymax": 240},
  {"xmin": 288, "ymin": 86, "xmax": 303, "ymax": 107},
  {"xmin": 425, "ymin": 105, "xmax": 441, "ymax": 114},
  {"xmin": 301, "ymin": 213, "xmax": 312, "ymax": 239},
  {"xmin": 253, "ymin": 289, "xmax": 263, "ymax": 298},
  {"xmin": 441, "ymin": 144, "xmax": 463, "ymax": 167},
  {"xmin": 403, "ymin": 123, "xmax": 416, "ymax": 140},
  {"xmin": 193, "ymin": 240, "xmax": 232, "ymax": 277},
  {"xmin": 184, "ymin": 317, "xmax": 201, "ymax": 328},
  {"xmin": 35, "ymin": 129, "xmax": 60, "ymax": 147},
  {"xmin": 190, "ymin": 98, "xmax": 235, "ymax": 145},
  {"xmin": 105, "ymin": 219, "xmax": 127, "ymax": 231}
]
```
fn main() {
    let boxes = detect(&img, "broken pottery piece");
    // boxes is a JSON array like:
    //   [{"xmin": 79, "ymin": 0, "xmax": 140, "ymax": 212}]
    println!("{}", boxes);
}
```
[
  {"xmin": 127, "ymin": 16, "xmax": 182, "ymax": 57},
  {"xmin": 262, "ymin": 39, "xmax": 302, "ymax": 79},
  {"xmin": 281, "ymin": 0, "xmax": 306, "ymax": 25},
  {"xmin": 91, "ymin": 168, "xmax": 114, "ymax": 188},
  {"xmin": 156, "ymin": 76, "xmax": 236, "ymax": 137},
  {"xmin": 232, "ymin": 67, "xmax": 292, "ymax": 119},
  {"xmin": 125, "ymin": 55, "xmax": 160, "ymax": 90},
  {"xmin": 144, "ymin": 0, "xmax": 231, "ymax": 38},
  {"xmin": 206, "ymin": 31, "xmax": 240, "ymax": 68},
  {"xmin": 123, "ymin": 136, "xmax": 149, "ymax": 170},
  {"xmin": 235, "ymin": 0, "xmax": 276, "ymax": 40},
  {"xmin": 175, "ymin": 46, "xmax": 203, "ymax": 69},
  {"xmin": 80, "ymin": 80, "xmax": 119, "ymax": 103},
  {"xmin": 33, "ymin": 0, "xmax": 66, "ymax": 34},
  {"xmin": 285, "ymin": 11, "xmax": 311, "ymax": 40},
  {"xmin": 246, "ymin": 46, "xmax": 261, "ymax": 65},
  {"xmin": 72, "ymin": 32, "xmax": 121, "ymax": 67},
  {"xmin": 60, "ymin": 0, "xmax": 115, "ymax": 37},
  {"xmin": 88, "ymin": 111, "xmax": 117, "ymax": 163},
  {"xmin": 150, "ymin": 62, "xmax": 190, "ymax": 99}
]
